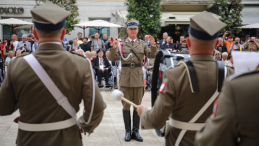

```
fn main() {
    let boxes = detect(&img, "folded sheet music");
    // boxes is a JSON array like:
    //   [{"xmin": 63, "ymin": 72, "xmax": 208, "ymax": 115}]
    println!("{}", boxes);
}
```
[{"xmin": 232, "ymin": 51, "xmax": 259, "ymax": 74}]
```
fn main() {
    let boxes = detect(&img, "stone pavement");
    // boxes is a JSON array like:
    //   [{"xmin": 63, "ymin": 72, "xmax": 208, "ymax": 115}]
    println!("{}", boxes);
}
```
[{"xmin": 0, "ymin": 91, "xmax": 165, "ymax": 146}]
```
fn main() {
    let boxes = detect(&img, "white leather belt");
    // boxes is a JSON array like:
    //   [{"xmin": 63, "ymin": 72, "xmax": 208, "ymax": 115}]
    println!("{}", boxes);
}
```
[
  {"xmin": 169, "ymin": 118, "xmax": 205, "ymax": 131},
  {"xmin": 18, "ymin": 118, "xmax": 76, "ymax": 132}
]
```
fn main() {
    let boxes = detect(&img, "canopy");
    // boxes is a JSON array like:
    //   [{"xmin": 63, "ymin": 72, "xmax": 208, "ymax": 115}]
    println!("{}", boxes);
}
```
[
  {"xmin": 74, "ymin": 20, "xmax": 122, "ymax": 28},
  {"xmin": 0, "ymin": 18, "xmax": 33, "ymax": 26},
  {"xmin": 0, "ymin": 18, "xmax": 33, "ymax": 36},
  {"xmin": 242, "ymin": 22, "xmax": 259, "ymax": 29},
  {"xmin": 74, "ymin": 20, "xmax": 122, "ymax": 37}
]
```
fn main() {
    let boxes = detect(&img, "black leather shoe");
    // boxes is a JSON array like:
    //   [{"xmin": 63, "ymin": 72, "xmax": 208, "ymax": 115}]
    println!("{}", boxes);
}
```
[
  {"xmin": 125, "ymin": 130, "xmax": 131, "ymax": 142},
  {"xmin": 98, "ymin": 83, "xmax": 103, "ymax": 87},
  {"xmin": 131, "ymin": 130, "xmax": 143, "ymax": 142},
  {"xmin": 123, "ymin": 110, "xmax": 131, "ymax": 142},
  {"xmin": 131, "ymin": 110, "xmax": 143, "ymax": 142}
]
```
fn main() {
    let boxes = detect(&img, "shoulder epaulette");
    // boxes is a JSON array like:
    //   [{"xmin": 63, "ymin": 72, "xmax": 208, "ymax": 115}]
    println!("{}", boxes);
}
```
[
  {"xmin": 174, "ymin": 63, "xmax": 184, "ymax": 68},
  {"xmin": 69, "ymin": 51, "xmax": 86, "ymax": 59},
  {"xmin": 229, "ymin": 70, "xmax": 259, "ymax": 81}
]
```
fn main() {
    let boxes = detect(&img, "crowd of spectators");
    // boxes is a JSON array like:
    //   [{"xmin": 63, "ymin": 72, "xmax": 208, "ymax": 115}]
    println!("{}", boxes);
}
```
[{"xmin": 0, "ymin": 30, "xmax": 258, "ymax": 87}]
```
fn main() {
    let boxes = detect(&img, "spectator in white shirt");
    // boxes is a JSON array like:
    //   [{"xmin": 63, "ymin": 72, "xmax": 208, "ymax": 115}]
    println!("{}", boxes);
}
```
[
  {"xmin": 11, "ymin": 34, "xmax": 19, "ymax": 48},
  {"xmin": 5, "ymin": 51, "xmax": 16, "ymax": 66},
  {"xmin": 222, "ymin": 52, "xmax": 228, "ymax": 62},
  {"xmin": 16, "ymin": 34, "xmax": 31, "ymax": 52}
]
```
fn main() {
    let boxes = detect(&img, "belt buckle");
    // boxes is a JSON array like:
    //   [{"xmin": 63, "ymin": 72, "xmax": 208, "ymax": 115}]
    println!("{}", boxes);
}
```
[{"xmin": 130, "ymin": 63, "xmax": 135, "ymax": 68}]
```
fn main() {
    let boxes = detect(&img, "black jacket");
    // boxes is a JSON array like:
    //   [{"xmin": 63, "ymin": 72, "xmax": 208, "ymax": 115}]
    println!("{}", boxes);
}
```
[
  {"xmin": 216, "ymin": 45, "xmax": 228, "ymax": 53},
  {"xmin": 91, "ymin": 56, "xmax": 111, "ymax": 72},
  {"xmin": 79, "ymin": 43, "xmax": 91, "ymax": 52}
]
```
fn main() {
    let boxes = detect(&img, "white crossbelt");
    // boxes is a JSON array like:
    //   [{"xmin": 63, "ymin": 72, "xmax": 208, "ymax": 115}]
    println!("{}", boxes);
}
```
[
  {"xmin": 171, "ymin": 90, "xmax": 219, "ymax": 146},
  {"xmin": 19, "ymin": 118, "xmax": 76, "ymax": 132},
  {"xmin": 169, "ymin": 119, "xmax": 205, "ymax": 131},
  {"xmin": 169, "ymin": 64, "xmax": 228, "ymax": 146},
  {"xmin": 20, "ymin": 54, "xmax": 77, "ymax": 132}
]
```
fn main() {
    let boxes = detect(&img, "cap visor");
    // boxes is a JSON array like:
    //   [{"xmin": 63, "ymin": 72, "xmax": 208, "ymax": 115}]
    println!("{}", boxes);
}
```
[{"xmin": 127, "ymin": 26, "xmax": 138, "ymax": 28}]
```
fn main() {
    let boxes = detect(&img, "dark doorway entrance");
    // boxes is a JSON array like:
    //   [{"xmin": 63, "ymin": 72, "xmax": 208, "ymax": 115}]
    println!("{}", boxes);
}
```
[{"xmin": 158, "ymin": 24, "xmax": 189, "ymax": 43}]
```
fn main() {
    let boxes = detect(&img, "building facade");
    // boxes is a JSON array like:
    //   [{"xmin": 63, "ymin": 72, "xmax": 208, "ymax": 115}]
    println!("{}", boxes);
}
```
[
  {"xmin": 0, "ymin": 0, "xmax": 127, "ymax": 40},
  {"xmin": 0, "ymin": 0, "xmax": 258, "ymax": 41}
]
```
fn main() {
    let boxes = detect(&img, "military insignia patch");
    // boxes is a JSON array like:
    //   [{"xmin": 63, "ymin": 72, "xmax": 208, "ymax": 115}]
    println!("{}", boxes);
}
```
[
  {"xmin": 213, "ymin": 98, "xmax": 219, "ymax": 118},
  {"xmin": 159, "ymin": 82, "xmax": 166, "ymax": 93}
]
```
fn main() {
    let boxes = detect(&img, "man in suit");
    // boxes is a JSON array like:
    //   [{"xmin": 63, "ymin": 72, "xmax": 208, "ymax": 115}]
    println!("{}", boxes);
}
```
[
  {"xmin": 109, "ymin": 19, "xmax": 157, "ymax": 142},
  {"xmin": 195, "ymin": 70, "xmax": 259, "ymax": 146},
  {"xmin": 137, "ymin": 11, "xmax": 234, "ymax": 146},
  {"xmin": 92, "ymin": 49, "xmax": 111, "ymax": 87},
  {"xmin": 0, "ymin": 2, "xmax": 106, "ymax": 146}
]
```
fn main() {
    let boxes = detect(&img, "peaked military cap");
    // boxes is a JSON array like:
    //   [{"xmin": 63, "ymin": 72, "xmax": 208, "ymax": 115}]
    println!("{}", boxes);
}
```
[
  {"xmin": 189, "ymin": 11, "xmax": 226, "ymax": 40},
  {"xmin": 31, "ymin": 1, "xmax": 71, "ymax": 31},
  {"xmin": 126, "ymin": 19, "xmax": 139, "ymax": 28}
]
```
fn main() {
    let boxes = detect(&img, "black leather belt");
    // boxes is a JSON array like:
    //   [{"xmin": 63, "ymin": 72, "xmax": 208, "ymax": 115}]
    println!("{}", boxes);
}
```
[{"xmin": 121, "ymin": 63, "xmax": 142, "ymax": 68}]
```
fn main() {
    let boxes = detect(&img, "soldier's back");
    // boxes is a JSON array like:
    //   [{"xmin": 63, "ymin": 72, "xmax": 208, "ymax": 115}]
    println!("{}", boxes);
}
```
[
  {"xmin": 9, "ymin": 43, "xmax": 89, "ymax": 146},
  {"xmin": 195, "ymin": 71, "xmax": 259, "ymax": 146},
  {"xmin": 229, "ymin": 71, "xmax": 259, "ymax": 145},
  {"xmin": 166, "ymin": 55, "xmax": 233, "ymax": 146}
]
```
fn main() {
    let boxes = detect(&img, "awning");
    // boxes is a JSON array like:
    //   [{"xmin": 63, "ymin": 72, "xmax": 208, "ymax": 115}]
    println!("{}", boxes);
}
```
[
  {"xmin": 161, "ymin": 12, "xmax": 200, "ymax": 26},
  {"xmin": 116, "ymin": 11, "xmax": 219, "ymax": 27},
  {"xmin": 242, "ymin": 22, "xmax": 259, "ymax": 29},
  {"xmin": 241, "ymin": 6, "xmax": 259, "ymax": 25}
]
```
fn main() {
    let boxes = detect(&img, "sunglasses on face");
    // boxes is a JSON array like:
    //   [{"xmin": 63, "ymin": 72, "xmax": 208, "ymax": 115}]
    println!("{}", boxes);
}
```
[{"xmin": 215, "ymin": 53, "xmax": 220, "ymax": 55}]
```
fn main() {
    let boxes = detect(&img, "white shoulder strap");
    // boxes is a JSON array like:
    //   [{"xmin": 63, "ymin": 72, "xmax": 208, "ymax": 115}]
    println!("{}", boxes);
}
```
[{"xmin": 24, "ymin": 54, "xmax": 77, "ymax": 121}]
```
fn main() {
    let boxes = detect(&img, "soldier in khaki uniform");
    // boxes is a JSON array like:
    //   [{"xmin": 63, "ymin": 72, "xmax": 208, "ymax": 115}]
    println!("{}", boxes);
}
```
[
  {"xmin": 195, "ymin": 70, "xmax": 259, "ymax": 146},
  {"xmin": 0, "ymin": 2, "xmax": 106, "ymax": 146},
  {"xmin": 108, "ymin": 19, "xmax": 157, "ymax": 142},
  {"xmin": 137, "ymin": 11, "xmax": 234, "ymax": 146},
  {"xmin": 145, "ymin": 58, "xmax": 155, "ymax": 83}
]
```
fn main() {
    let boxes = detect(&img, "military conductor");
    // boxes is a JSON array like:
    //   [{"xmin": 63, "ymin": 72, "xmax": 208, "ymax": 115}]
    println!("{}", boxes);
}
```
[
  {"xmin": 109, "ymin": 19, "xmax": 157, "ymax": 142},
  {"xmin": 0, "ymin": 2, "xmax": 106, "ymax": 146},
  {"xmin": 137, "ymin": 11, "xmax": 234, "ymax": 146}
]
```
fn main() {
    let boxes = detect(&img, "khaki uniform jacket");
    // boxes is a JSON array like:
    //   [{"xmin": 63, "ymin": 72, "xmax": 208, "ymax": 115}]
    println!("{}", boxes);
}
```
[
  {"xmin": 140, "ymin": 55, "xmax": 234, "ymax": 146},
  {"xmin": 0, "ymin": 43, "xmax": 106, "ymax": 146},
  {"xmin": 145, "ymin": 58, "xmax": 155, "ymax": 71},
  {"xmin": 108, "ymin": 38, "xmax": 157, "ymax": 87},
  {"xmin": 195, "ymin": 71, "xmax": 259, "ymax": 146}
]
